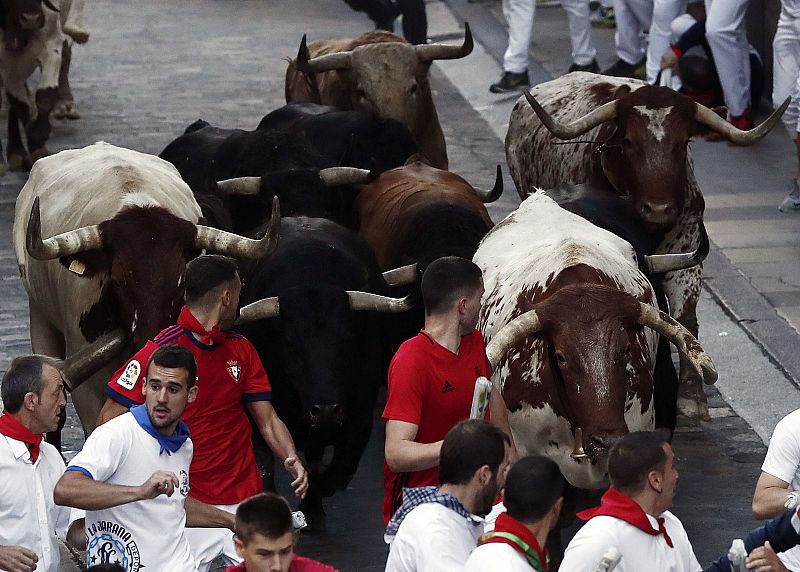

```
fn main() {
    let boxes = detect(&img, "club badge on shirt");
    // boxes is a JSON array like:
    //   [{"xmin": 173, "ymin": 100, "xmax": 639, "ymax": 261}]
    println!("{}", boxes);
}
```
[
  {"xmin": 86, "ymin": 521, "xmax": 141, "ymax": 570},
  {"xmin": 227, "ymin": 360, "xmax": 241, "ymax": 383},
  {"xmin": 116, "ymin": 360, "xmax": 141, "ymax": 390}
]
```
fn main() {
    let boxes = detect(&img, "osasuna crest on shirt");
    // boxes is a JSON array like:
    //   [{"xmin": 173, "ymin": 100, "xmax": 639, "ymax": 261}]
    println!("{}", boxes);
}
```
[
  {"xmin": 116, "ymin": 360, "xmax": 141, "ymax": 390},
  {"xmin": 227, "ymin": 360, "xmax": 241, "ymax": 383}
]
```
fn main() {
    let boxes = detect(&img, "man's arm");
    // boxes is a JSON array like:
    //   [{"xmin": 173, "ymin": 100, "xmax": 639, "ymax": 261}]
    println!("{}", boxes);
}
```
[
  {"xmin": 489, "ymin": 387, "xmax": 518, "ymax": 462},
  {"xmin": 54, "ymin": 469, "xmax": 179, "ymax": 510},
  {"xmin": 96, "ymin": 397, "xmax": 128, "ymax": 426},
  {"xmin": 184, "ymin": 497, "xmax": 236, "ymax": 530},
  {"xmin": 753, "ymin": 472, "xmax": 793, "ymax": 520},
  {"xmin": 246, "ymin": 400, "xmax": 308, "ymax": 499},
  {"xmin": 384, "ymin": 419, "xmax": 441, "ymax": 473}
]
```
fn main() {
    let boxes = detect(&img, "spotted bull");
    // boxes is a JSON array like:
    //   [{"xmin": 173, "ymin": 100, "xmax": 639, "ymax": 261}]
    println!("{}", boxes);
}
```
[
  {"xmin": 475, "ymin": 192, "xmax": 717, "ymax": 491},
  {"xmin": 506, "ymin": 72, "xmax": 785, "ymax": 418},
  {"xmin": 284, "ymin": 26, "xmax": 474, "ymax": 169},
  {"xmin": 13, "ymin": 142, "xmax": 280, "ymax": 444}
]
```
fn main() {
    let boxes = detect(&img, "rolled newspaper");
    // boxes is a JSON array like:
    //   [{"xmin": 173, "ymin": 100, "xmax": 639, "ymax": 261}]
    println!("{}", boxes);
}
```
[{"xmin": 470, "ymin": 376, "xmax": 492, "ymax": 419}]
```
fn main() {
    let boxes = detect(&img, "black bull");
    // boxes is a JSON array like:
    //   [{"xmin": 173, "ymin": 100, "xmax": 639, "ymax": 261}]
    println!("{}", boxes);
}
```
[{"xmin": 235, "ymin": 216, "xmax": 413, "ymax": 527}]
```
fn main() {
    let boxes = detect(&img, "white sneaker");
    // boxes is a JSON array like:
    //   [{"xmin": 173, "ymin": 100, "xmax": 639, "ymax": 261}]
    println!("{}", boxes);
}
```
[{"xmin": 778, "ymin": 179, "xmax": 800, "ymax": 213}]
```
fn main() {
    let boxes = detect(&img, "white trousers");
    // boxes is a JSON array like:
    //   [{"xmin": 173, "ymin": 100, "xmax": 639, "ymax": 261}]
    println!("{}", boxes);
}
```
[
  {"xmin": 185, "ymin": 503, "xmax": 242, "ymax": 572},
  {"xmin": 773, "ymin": 8, "xmax": 800, "ymax": 135},
  {"xmin": 704, "ymin": 0, "xmax": 750, "ymax": 116},
  {"xmin": 613, "ymin": 0, "xmax": 652, "ymax": 66},
  {"xmin": 647, "ymin": 0, "xmax": 687, "ymax": 82},
  {"xmin": 502, "ymin": 0, "xmax": 597, "ymax": 72}
]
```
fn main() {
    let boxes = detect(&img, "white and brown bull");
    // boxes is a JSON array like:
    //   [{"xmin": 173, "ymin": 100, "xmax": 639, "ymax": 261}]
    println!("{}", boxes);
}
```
[
  {"xmin": 284, "ymin": 25, "xmax": 474, "ymax": 170},
  {"xmin": 475, "ymin": 192, "xmax": 717, "ymax": 490},
  {"xmin": 13, "ymin": 142, "xmax": 280, "ymax": 442},
  {"xmin": 506, "ymin": 72, "xmax": 786, "ymax": 418}
]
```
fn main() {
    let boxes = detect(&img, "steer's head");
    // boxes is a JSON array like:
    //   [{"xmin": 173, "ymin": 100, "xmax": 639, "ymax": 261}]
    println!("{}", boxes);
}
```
[
  {"xmin": 3, "ymin": 0, "xmax": 57, "ymax": 48},
  {"xmin": 295, "ymin": 26, "xmax": 473, "ymax": 137},
  {"xmin": 26, "ymin": 196, "xmax": 280, "ymax": 351},
  {"xmin": 523, "ymin": 83, "xmax": 789, "ymax": 228}
]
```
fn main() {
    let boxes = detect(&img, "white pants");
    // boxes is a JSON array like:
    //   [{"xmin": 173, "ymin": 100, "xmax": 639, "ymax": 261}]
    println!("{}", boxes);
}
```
[
  {"xmin": 647, "ymin": 0, "xmax": 687, "ymax": 82},
  {"xmin": 613, "ymin": 0, "xmax": 652, "ymax": 65},
  {"xmin": 186, "ymin": 503, "xmax": 241, "ymax": 572},
  {"xmin": 704, "ymin": 0, "xmax": 750, "ymax": 116},
  {"xmin": 502, "ymin": 0, "xmax": 597, "ymax": 72},
  {"xmin": 773, "ymin": 8, "xmax": 800, "ymax": 136}
]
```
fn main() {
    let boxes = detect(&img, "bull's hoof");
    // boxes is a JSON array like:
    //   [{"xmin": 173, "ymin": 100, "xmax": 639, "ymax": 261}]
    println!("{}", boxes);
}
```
[
  {"xmin": 30, "ymin": 147, "xmax": 52, "ymax": 164},
  {"xmin": 53, "ymin": 101, "xmax": 80, "ymax": 120},
  {"xmin": 677, "ymin": 396, "xmax": 710, "ymax": 421},
  {"xmin": 8, "ymin": 153, "xmax": 31, "ymax": 172},
  {"xmin": 63, "ymin": 26, "xmax": 90, "ymax": 44}
]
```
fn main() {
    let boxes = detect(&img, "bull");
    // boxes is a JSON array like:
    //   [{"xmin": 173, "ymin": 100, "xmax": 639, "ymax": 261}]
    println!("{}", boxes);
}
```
[
  {"xmin": 475, "ymin": 191, "xmax": 716, "ymax": 561},
  {"xmin": 285, "ymin": 26, "xmax": 474, "ymax": 169},
  {"xmin": 13, "ymin": 141, "xmax": 281, "ymax": 444},
  {"xmin": 235, "ymin": 216, "xmax": 416, "ymax": 528},
  {"xmin": 506, "ymin": 71, "xmax": 786, "ymax": 418}
]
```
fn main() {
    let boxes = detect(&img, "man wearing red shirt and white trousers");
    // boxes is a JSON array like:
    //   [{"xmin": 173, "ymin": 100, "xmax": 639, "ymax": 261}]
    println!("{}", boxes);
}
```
[
  {"xmin": 96, "ymin": 255, "xmax": 308, "ymax": 572},
  {"xmin": 382, "ymin": 256, "xmax": 515, "ymax": 524}
]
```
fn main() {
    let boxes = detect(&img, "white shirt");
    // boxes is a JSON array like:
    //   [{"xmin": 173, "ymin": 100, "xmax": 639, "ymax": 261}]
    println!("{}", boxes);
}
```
[
  {"xmin": 385, "ymin": 503, "xmax": 483, "ymax": 572},
  {"xmin": 0, "ymin": 435, "xmax": 82, "ymax": 572},
  {"xmin": 465, "ymin": 543, "xmax": 534, "ymax": 571},
  {"xmin": 67, "ymin": 412, "xmax": 197, "ymax": 572},
  {"xmin": 762, "ymin": 408, "xmax": 800, "ymax": 570},
  {"xmin": 559, "ymin": 512, "xmax": 701, "ymax": 572}
]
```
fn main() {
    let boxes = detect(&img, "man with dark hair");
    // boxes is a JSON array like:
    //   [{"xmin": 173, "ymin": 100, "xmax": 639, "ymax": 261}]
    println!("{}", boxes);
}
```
[
  {"xmin": 224, "ymin": 492, "xmax": 336, "ymax": 572},
  {"xmin": 95, "ymin": 254, "xmax": 307, "ymax": 571},
  {"xmin": 0, "ymin": 356, "xmax": 85, "ymax": 572},
  {"xmin": 382, "ymin": 256, "xmax": 514, "ymax": 524},
  {"xmin": 55, "ymin": 344, "xmax": 237, "ymax": 571},
  {"xmin": 385, "ymin": 419, "xmax": 512, "ymax": 571},
  {"xmin": 465, "ymin": 456, "xmax": 564, "ymax": 571},
  {"xmin": 560, "ymin": 431, "xmax": 701, "ymax": 571}
]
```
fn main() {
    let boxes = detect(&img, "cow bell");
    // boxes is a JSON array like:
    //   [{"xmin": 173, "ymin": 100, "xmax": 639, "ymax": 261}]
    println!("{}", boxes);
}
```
[{"xmin": 571, "ymin": 427, "xmax": 589, "ymax": 460}]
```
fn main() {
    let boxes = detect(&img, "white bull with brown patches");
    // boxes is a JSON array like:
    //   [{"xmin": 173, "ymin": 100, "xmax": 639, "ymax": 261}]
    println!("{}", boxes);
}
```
[
  {"xmin": 475, "ymin": 192, "xmax": 717, "ymax": 489},
  {"xmin": 506, "ymin": 72, "xmax": 786, "ymax": 419}
]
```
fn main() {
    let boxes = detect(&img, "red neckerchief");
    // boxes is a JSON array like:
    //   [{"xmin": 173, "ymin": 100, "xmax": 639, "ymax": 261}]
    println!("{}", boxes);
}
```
[
  {"xmin": 178, "ymin": 306, "xmax": 227, "ymax": 345},
  {"xmin": 479, "ymin": 513, "xmax": 549, "ymax": 570},
  {"xmin": 577, "ymin": 487, "xmax": 673, "ymax": 548},
  {"xmin": 0, "ymin": 413, "xmax": 43, "ymax": 463}
]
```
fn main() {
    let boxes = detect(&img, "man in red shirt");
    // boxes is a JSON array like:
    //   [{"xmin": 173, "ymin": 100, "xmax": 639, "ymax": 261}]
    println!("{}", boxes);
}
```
[
  {"xmin": 96, "ymin": 254, "xmax": 307, "ymax": 572},
  {"xmin": 382, "ymin": 256, "xmax": 515, "ymax": 524}
]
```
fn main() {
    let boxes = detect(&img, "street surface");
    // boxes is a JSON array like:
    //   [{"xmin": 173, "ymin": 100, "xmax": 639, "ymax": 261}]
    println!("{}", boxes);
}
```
[{"xmin": 0, "ymin": 0, "xmax": 797, "ymax": 570}]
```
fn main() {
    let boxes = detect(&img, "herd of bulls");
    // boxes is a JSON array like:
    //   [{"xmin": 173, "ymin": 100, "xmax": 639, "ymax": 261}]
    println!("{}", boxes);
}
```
[{"xmin": 4, "ymin": 12, "xmax": 791, "ymax": 541}]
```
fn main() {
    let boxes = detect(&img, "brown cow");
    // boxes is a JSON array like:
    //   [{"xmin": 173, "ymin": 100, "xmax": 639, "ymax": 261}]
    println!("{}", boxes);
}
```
[{"xmin": 284, "ymin": 26, "xmax": 474, "ymax": 170}]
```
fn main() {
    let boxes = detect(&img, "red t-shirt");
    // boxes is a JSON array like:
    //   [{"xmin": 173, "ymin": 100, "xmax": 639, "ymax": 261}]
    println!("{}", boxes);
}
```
[
  {"xmin": 104, "ymin": 307, "xmax": 272, "ymax": 505},
  {"xmin": 381, "ymin": 329, "xmax": 491, "ymax": 524},
  {"xmin": 224, "ymin": 555, "xmax": 338, "ymax": 572}
]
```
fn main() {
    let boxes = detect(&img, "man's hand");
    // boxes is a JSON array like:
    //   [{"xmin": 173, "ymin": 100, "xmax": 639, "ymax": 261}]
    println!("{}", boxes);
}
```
[
  {"xmin": 138, "ymin": 470, "xmax": 179, "ymax": 500},
  {"xmin": 746, "ymin": 542, "xmax": 789, "ymax": 572},
  {"xmin": 284, "ymin": 456, "xmax": 308, "ymax": 499},
  {"xmin": 0, "ymin": 545, "xmax": 38, "ymax": 572},
  {"xmin": 661, "ymin": 49, "xmax": 679, "ymax": 71}
]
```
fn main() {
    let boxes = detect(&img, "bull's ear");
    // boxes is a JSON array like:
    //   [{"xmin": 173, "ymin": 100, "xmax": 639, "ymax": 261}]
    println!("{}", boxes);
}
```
[
  {"xmin": 613, "ymin": 84, "xmax": 631, "ymax": 101},
  {"xmin": 58, "ymin": 250, "xmax": 111, "ymax": 278},
  {"xmin": 692, "ymin": 105, "xmax": 727, "ymax": 137}
]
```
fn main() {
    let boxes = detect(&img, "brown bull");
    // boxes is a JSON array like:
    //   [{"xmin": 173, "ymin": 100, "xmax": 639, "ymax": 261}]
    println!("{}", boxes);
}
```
[{"xmin": 284, "ymin": 25, "xmax": 474, "ymax": 170}]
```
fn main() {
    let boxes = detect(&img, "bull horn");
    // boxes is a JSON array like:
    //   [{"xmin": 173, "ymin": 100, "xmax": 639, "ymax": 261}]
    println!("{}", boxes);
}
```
[
  {"xmin": 236, "ymin": 297, "xmax": 280, "ymax": 324},
  {"xmin": 26, "ymin": 196, "xmax": 103, "ymax": 260},
  {"xmin": 571, "ymin": 427, "xmax": 589, "ymax": 460},
  {"xmin": 643, "ymin": 222, "xmax": 709, "ymax": 274},
  {"xmin": 475, "ymin": 165, "xmax": 503, "ymax": 203},
  {"xmin": 297, "ymin": 34, "xmax": 352, "ymax": 73},
  {"xmin": 216, "ymin": 177, "xmax": 262, "ymax": 196},
  {"xmin": 318, "ymin": 167, "xmax": 372, "ymax": 187},
  {"xmin": 636, "ymin": 302, "xmax": 718, "ymax": 385},
  {"xmin": 694, "ymin": 97, "xmax": 790, "ymax": 146},
  {"xmin": 415, "ymin": 22, "xmax": 473, "ymax": 62},
  {"xmin": 347, "ymin": 291, "xmax": 416, "ymax": 312},
  {"xmin": 39, "ymin": 329, "xmax": 127, "ymax": 392},
  {"xmin": 42, "ymin": 0, "xmax": 59, "ymax": 12},
  {"xmin": 382, "ymin": 263, "xmax": 418, "ymax": 287},
  {"xmin": 524, "ymin": 90, "xmax": 618, "ymax": 140},
  {"xmin": 485, "ymin": 310, "xmax": 544, "ymax": 370},
  {"xmin": 195, "ymin": 196, "xmax": 280, "ymax": 259}
]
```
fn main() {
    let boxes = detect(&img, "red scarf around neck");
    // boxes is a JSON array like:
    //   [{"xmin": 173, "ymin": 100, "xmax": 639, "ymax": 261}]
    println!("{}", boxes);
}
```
[
  {"xmin": 178, "ymin": 306, "xmax": 228, "ymax": 345},
  {"xmin": 0, "ymin": 413, "xmax": 43, "ymax": 463},
  {"xmin": 577, "ymin": 486, "xmax": 673, "ymax": 548},
  {"xmin": 479, "ymin": 513, "xmax": 549, "ymax": 570}
]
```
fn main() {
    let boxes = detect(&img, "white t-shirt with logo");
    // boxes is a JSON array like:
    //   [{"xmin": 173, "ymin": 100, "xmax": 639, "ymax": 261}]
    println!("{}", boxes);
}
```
[
  {"xmin": 762, "ymin": 408, "xmax": 800, "ymax": 571},
  {"xmin": 67, "ymin": 412, "xmax": 196, "ymax": 572}
]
